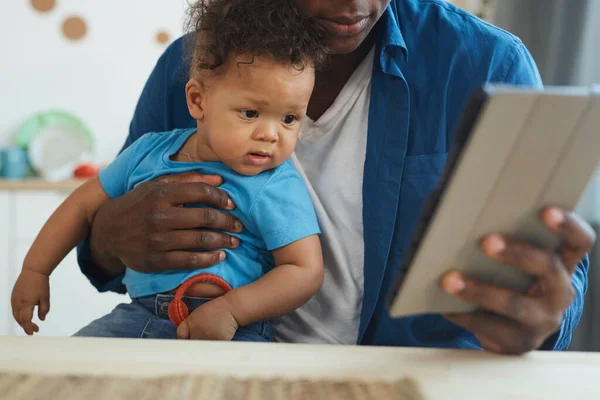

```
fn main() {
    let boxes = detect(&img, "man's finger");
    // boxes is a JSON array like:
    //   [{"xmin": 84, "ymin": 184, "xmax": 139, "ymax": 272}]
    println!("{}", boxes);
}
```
[
  {"xmin": 165, "ymin": 183, "xmax": 234, "ymax": 210},
  {"xmin": 165, "ymin": 231, "xmax": 239, "ymax": 251},
  {"xmin": 150, "ymin": 250, "xmax": 226, "ymax": 271},
  {"xmin": 441, "ymin": 271, "xmax": 543, "ymax": 326},
  {"xmin": 541, "ymin": 207, "xmax": 596, "ymax": 273},
  {"xmin": 444, "ymin": 311, "xmax": 541, "ymax": 355},
  {"xmin": 477, "ymin": 336, "xmax": 504, "ymax": 354},
  {"xmin": 167, "ymin": 207, "xmax": 242, "ymax": 233},
  {"xmin": 157, "ymin": 171, "xmax": 223, "ymax": 187},
  {"xmin": 481, "ymin": 235, "xmax": 571, "ymax": 291}
]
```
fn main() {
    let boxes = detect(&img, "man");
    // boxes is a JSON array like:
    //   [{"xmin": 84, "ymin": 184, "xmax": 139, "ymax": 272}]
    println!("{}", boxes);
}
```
[{"xmin": 78, "ymin": 0, "xmax": 595, "ymax": 354}]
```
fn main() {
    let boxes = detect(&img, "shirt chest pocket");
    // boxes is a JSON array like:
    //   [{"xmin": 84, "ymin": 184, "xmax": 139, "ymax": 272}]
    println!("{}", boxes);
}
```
[{"xmin": 396, "ymin": 153, "xmax": 448, "ymax": 246}]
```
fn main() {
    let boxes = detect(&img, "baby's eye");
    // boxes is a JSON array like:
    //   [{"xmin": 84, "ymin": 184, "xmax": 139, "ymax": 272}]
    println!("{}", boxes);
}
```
[
  {"xmin": 282, "ymin": 115, "xmax": 297, "ymax": 125},
  {"xmin": 241, "ymin": 109, "xmax": 259, "ymax": 119}
]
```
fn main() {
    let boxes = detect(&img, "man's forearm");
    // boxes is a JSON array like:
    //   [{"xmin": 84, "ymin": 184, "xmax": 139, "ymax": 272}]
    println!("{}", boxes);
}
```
[
  {"xmin": 77, "ymin": 236, "xmax": 127, "ymax": 294},
  {"xmin": 90, "ymin": 243, "xmax": 126, "ymax": 278},
  {"xmin": 89, "ymin": 220, "xmax": 126, "ymax": 278}
]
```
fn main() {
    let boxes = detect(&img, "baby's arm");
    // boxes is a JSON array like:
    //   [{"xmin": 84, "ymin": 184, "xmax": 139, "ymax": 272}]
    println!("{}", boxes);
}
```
[
  {"xmin": 224, "ymin": 234, "xmax": 324, "ymax": 326},
  {"xmin": 11, "ymin": 177, "xmax": 110, "ymax": 334},
  {"xmin": 178, "ymin": 235, "xmax": 323, "ymax": 340}
]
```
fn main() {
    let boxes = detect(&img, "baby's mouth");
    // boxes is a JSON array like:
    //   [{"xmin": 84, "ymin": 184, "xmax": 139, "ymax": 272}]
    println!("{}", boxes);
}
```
[{"xmin": 246, "ymin": 152, "xmax": 272, "ymax": 166}]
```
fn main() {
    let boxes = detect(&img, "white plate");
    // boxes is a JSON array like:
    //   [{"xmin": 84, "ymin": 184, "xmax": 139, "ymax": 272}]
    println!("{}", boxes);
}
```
[{"xmin": 28, "ymin": 124, "xmax": 93, "ymax": 181}]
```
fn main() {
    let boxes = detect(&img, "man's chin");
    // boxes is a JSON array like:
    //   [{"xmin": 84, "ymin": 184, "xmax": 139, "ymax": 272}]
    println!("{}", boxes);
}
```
[{"xmin": 325, "ymin": 33, "xmax": 371, "ymax": 55}]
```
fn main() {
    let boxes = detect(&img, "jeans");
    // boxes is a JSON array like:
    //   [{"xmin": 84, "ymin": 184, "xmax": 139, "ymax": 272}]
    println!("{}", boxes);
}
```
[{"xmin": 73, "ymin": 294, "xmax": 273, "ymax": 342}]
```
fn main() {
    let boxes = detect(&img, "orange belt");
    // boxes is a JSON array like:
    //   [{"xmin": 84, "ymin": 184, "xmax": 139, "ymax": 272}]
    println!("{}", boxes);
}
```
[{"xmin": 168, "ymin": 274, "xmax": 233, "ymax": 326}]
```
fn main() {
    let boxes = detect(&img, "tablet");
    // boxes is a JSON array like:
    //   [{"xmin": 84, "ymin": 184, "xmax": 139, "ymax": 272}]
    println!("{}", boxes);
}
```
[{"xmin": 387, "ymin": 84, "xmax": 600, "ymax": 318}]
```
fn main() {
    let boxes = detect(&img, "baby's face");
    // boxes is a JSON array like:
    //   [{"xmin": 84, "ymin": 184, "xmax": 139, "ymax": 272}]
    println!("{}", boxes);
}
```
[{"xmin": 198, "ymin": 56, "xmax": 315, "ymax": 176}]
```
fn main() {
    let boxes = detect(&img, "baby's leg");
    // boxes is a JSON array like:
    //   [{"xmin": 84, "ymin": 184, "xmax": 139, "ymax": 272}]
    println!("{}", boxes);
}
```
[
  {"xmin": 232, "ymin": 321, "xmax": 274, "ymax": 343},
  {"xmin": 73, "ymin": 297, "xmax": 177, "ymax": 339}
]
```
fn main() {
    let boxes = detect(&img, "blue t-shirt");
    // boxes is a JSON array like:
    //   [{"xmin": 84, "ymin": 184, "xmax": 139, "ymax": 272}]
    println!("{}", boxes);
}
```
[{"xmin": 98, "ymin": 128, "xmax": 320, "ymax": 298}]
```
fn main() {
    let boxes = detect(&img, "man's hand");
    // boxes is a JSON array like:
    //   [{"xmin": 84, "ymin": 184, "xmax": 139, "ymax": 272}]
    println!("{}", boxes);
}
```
[
  {"xmin": 90, "ymin": 172, "xmax": 243, "ymax": 277},
  {"xmin": 442, "ymin": 207, "xmax": 595, "ymax": 354},
  {"xmin": 11, "ymin": 269, "xmax": 51, "ymax": 336},
  {"xmin": 177, "ymin": 296, "xmax": 239, "ymax": 341}
]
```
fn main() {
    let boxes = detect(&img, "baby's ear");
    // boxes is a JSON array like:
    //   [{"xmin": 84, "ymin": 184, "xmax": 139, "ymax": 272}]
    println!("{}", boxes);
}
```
[{"xmin": 185, "ymin": 79, "xmax": 206, "ymax": 120}]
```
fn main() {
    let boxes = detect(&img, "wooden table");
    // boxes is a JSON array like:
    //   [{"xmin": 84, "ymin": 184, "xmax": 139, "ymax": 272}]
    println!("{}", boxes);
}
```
[{"xmin": 0, "ymin": 336, "xmax": 598, "ymax": 399}]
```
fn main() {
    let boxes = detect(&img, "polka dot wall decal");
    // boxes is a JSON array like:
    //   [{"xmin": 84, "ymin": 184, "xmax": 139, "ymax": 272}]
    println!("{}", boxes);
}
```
[
  {"xmin": 31, "ymin": 0, "xmax": 56, "ymax": 13},
  {"xmin": 156, "ymin": 31, "xmax": 170, "ymax": 45},
  {"xmin": 62, "ymin": 16, "xmax": 87, "ymax": 41}
]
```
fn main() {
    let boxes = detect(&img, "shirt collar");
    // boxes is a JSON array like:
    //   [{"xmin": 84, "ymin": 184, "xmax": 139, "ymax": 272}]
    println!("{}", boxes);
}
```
[{"xmin": 376, "ymin": 3, "xmax": 408, "ymax": 76}]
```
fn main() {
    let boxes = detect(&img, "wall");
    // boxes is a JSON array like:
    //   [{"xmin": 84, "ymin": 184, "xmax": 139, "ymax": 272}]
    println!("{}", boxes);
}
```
[
  {"xmin": 573, "ymin": 0, "xmax": 600, "ymax": 223},
  {"xmin": 0, "ymin": 0, "xmax": 187, "ymax": 164},
  {"xmin": 573, "ymin": 0, "xmax": 600, "ymax": 90},
  {"xmin": 446, "ymin": 0, "xmax": 495, "ymax": 20}
]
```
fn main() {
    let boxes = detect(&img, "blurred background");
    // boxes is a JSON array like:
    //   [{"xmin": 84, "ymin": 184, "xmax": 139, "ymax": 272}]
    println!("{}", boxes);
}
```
[
  {"xmin": 0, "ymin": 0, "xmax": 187, "ymax": 167},
  {"xmin": 0, "ymin": 0, "xmax": 598, "ymax": 350}
]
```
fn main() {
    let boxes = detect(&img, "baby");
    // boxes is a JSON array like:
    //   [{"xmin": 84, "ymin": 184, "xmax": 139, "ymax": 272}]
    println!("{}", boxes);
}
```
[{"xmin": 11, "ymin": 0, "xmax": 328, "ymax": 342}]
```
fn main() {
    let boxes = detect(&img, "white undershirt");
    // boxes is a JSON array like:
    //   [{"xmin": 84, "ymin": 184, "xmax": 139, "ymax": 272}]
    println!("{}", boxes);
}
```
[{"xmin": 273, "ymin": 48, "xmax": 375, "ymax": 344}]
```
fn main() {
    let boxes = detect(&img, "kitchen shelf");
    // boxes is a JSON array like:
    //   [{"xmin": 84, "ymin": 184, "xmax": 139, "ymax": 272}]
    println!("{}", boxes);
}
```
[{"xmin": 0, "ymin": 178, "xmax": 85, "ymax": 191}]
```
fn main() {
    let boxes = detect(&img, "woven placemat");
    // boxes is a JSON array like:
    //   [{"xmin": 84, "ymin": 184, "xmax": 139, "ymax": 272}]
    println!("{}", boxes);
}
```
[{"xmin": 0, "ymin": 373, "xmax": 424, "ymax": 400}]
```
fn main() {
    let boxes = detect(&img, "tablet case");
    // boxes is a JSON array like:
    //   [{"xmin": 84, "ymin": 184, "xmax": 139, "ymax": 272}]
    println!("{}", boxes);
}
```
[{"xmin": 387, "ymin": 84, "xmax": 600, "ymax": 318}]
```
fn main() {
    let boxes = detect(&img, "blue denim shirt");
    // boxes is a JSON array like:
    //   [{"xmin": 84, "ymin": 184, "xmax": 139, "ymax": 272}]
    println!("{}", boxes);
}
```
[{"xmin": 78, "ymin": 0, "xmax": 587, "ymax": 350}]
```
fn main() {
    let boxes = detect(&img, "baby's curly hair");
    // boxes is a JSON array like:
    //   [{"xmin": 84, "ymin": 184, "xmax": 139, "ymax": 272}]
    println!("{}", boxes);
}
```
[{"xmin": 185, "ymin": 0, "xmax": 328, "ymax": 74}]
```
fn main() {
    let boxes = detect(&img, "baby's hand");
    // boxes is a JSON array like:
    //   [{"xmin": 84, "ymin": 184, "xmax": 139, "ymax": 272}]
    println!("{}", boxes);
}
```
[
  {"xmin": 176, "ymin": 296, "xmax": 239, "ymax": 341},
  {"xmin": 11, "ymin": 269, "xmax": 50, "ymax": 335}
]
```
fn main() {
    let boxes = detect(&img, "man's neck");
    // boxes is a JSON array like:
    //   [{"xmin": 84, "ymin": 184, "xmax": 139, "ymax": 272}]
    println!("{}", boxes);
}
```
[{"xmin": 307, "ymin": 33, "xmax": 376, "ymax": 121}]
